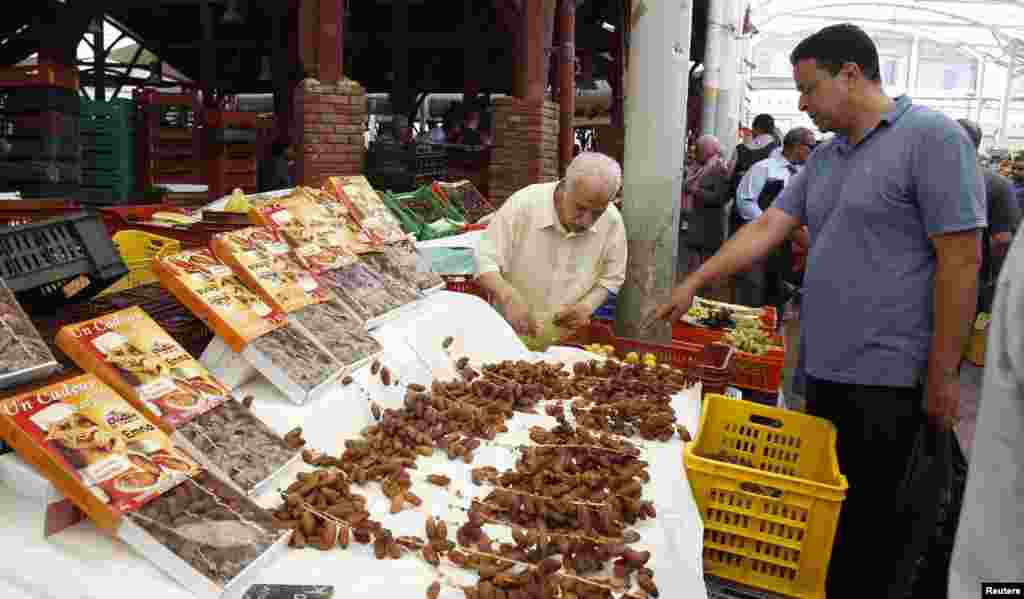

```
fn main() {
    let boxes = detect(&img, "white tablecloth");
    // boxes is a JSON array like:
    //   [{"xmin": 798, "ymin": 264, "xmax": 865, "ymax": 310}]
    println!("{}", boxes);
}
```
[
  {"xmin": 0, "ymin": 292, "xmax": 707, "ymax": 599},
  {"xmin": 413, "ymin": 231, "xmax": 483, "ymax": 252}
]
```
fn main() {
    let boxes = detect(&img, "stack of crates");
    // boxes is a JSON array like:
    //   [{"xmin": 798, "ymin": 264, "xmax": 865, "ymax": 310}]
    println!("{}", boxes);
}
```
[
  {"xmin": 0, "ymin": 81, "xmax": 82, "ymax": 198},
  {"xmin": 79, "ymin": 98, "xmax": 136, "ymax": 205},
  {"xmin": 204, "ymin": 110, "xmax": 260, "ymax": 199},
  {"xmin": 413, "ymin": 144, "xmax": 447, "ymax": 187},
  {"xmin": 135, "ymin": 89, "xmax": 202, "ymax": 190}
]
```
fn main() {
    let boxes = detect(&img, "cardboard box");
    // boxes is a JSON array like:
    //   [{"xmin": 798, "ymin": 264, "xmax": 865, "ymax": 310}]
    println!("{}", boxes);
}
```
[{"xmin": 56, "ymin": 307, "xmax": 302, "ymax": 496}]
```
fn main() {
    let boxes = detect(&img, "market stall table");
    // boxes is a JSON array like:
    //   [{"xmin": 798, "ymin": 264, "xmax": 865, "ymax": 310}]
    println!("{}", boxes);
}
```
[{"xmin": 0, "ymin": 292, "xmax": 708, "ymax": 599}]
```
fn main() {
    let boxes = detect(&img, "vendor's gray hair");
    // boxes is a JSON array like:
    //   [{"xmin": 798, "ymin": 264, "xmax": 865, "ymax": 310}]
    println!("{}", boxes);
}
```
[{"xmin": 565, "ymin": 152, "xmax": 623, "ymax": 197}]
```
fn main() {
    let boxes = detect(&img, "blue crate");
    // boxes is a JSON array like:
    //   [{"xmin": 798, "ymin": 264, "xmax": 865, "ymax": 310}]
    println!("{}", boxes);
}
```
[{"xmin": 594, "ymin": 292, "xmax": 617, "ymax": 321}]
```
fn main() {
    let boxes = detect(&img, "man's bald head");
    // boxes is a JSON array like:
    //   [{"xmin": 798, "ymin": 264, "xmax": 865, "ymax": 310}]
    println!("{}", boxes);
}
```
[
  {"xmin": 564, "ymin": 152, "xmax": 623, "ymax": 199},
  {"xmin": 559, "ymin": 152, "xmax": 622, "ymax": 233}
]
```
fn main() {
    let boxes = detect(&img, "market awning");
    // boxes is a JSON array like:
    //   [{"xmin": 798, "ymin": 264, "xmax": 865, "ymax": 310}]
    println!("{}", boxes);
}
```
[{"xmin": 752, "ymin": 0, "xmax": 1024, "ymax": 71}]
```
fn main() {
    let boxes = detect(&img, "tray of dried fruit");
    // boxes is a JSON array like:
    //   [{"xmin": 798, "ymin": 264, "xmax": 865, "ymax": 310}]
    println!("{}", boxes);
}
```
[
  {"xmin": 0, "ymin": 277, "xmax": 60, "ymax": 390},
  {"xmin": 55, "ymin": 306, "xmax": 304, "ymax": 498},
  {"xmin": 361, "ymin": 240, "xmax": 446, "ymax": 294},
  {"xmin": 317, "ymin": 252, "xmax": 425, "ymax": 330},
  {"xmin": 287, "ymin": 296, "xmax": 384, "ymax": 380},
  {"xmin": 0, "ymin": 374, "xmax": 291, "ymax": 599},
  {"xmin": 153, "ymin": 248, "xmax": 344, "ymax": 406},
  {"xmin": 210, "ymin": 227, "xmax": 377, "ymax": 386}
]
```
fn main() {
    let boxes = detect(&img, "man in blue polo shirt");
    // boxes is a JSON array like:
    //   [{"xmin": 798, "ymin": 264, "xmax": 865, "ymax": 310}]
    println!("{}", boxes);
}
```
[{"xmin": 654, "ymin": 23, "xmax": 985, "ymax": 595}]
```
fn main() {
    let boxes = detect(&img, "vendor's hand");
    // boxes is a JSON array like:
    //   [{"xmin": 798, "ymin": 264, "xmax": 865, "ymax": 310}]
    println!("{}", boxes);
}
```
[
  {"xmin": 553, "ymin": 303, "xmax": 592, "ymax": 331},
  {"xmin": 649, "ymin": 280, "xmax": 698, "ymax": 327},
  {"xmin": 502, "ymin": 291, "xmax": 539, "ymax": 336},
  {"xmin": 925, "ymin": 367, "xmax": 960, "ymax": 430}
]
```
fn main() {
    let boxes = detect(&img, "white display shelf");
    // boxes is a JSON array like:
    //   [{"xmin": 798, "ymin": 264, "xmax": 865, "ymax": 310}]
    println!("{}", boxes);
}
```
[{"xmin": 0, "ymin": 290, "xmax": 708, "ymax": 599}]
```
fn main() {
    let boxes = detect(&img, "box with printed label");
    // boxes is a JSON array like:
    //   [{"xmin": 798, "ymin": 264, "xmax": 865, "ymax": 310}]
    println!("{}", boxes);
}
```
[
  {"xmin": 155, "ymin": 248, "xmax": 343, "ymax": 405},
  {"xmin": 0, "ymin": 374, "xmax": 290, "ymax": 599},
  {"xmin": 248, "ymin": 187, "xmax": 372, "ymax": 270},
  {"xmin": 55, "ymin": 307, "xmax": 302, "ymax": 496},
  {"xmin": 327, "ymin": 175, "xmax": 409, "ymax": 245}
]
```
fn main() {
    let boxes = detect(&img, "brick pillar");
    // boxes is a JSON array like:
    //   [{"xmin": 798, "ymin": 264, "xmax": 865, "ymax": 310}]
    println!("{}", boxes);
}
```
[
  {"xmin": 488, "ymin": 97, "xmax": 560, "ymax": 205},
  {"xmin": 294, "ymin": 78, "xmax": 368, "ymax": 186}
]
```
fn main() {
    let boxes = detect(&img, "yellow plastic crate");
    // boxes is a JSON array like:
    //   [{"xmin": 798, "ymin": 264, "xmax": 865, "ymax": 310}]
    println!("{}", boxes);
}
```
[
  {"xmin": 685, "ymin": 395, "xmax": 848, "ymax": 598},
  {"xmin": 97, "ymin": 231, "xmax": 181, "ymax": 297}
]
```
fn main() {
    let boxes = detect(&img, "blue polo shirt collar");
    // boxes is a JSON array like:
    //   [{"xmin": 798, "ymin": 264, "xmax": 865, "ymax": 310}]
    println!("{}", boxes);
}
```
[{"xmin": 835, "ymin": 95, "xmax": 913, "ymax": 154}]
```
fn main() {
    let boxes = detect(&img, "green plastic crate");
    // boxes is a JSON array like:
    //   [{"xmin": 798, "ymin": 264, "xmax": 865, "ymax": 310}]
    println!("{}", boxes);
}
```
[
  {"xmin": 79, "ymin": 186, "xmax": 135, "ymax": 205},
  {"xmin": 82, "ymin": 152, "xmax": 135, "ymax": 171},
  {"xmin": 82, "ymin": 169, "xmax": 135, "ymax": 188},
  {"xmin": 380, "ymin": 191, "xmax": 428, "ymax": 239},
  {"xmin": 80, "ymin": 98, "xmax": 135, "ymax": 121},
  {"xmin": 381, "ymin": 188, "xmax": 464, "ymax": 241}
]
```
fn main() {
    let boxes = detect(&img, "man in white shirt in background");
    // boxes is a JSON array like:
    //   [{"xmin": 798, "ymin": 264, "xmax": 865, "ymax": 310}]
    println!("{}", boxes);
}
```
[
  {"xmin": 476, "ymin": 152, "xmax": 628, "ymax": 336},
  {"xmin": 735, "ymin": 127, "xmax": 817, "ymax": 224},
  {"xmin": 733, "ymin": 127, "xmax": 816, "ymax": 307}
]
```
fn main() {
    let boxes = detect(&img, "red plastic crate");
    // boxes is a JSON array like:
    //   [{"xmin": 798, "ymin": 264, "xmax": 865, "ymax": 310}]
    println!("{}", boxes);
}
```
[
  {"xmin": 98, "ymin": 205, "xmax": 246, "ymax": 248},
  {"xmin": 559, "ymin": 321, "xmax": 737, "ymax": 393},
  {"xmin": 205, "ymin": 110, "xmax": 261, "ymax": 129},
  {"xmin": 731, "ymin": 339, "xmax": 786, "ymax": 394},
  {"xmin": 0, "ymin": 64, "xmax": 79, "ymax": 90},
  {"xmin": 672, "ymin": 306, "xmax": 778, "ymax": 344},
  {"xmin": 441, "ymin": 275, "xmax": 492, "ymax": 302},
  {"xmin": 211, "ymin": 156, "xmax": 258, "ymax": 174},
  {"xmin": 674, "ymin": 333, "xmax": 786, "ymax": 394},
  {"xmin": 0, "ymin": 199, "xmax": 83, "ymax": 226}
]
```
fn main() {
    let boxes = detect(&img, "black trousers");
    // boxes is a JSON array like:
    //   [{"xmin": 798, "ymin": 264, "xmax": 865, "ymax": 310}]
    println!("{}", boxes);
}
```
[{"xmin": 805, "ymin": 377, "xmax": 925, "ymax": 598}]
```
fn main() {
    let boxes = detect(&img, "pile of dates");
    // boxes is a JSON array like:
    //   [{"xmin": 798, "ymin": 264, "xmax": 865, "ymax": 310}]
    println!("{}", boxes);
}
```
[
  {"xmin": 469, "ymin": 437, "xmax": 656, "ymax": 539},
  {"xmin": 445, "ymin": 504, "xmax": 661, "ymax": 599},
  {"xmin": 569, "ymin": 378, "xmax": 679, "ymax": 441},
  {"xmin": 571, "ymin": 359, "xmax": 691, "ymax": 395}
]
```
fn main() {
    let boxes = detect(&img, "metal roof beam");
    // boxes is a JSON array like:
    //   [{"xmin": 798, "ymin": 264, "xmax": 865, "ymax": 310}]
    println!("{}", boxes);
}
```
[{"xmin": 776, "ymin": 15, "xmax": 1024, "ymax": 31}]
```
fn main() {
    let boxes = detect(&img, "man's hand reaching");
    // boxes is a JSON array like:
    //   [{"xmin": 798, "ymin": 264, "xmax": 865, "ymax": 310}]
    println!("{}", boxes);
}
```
[
  {"xmin": 553, "ymin": 303, "xmax": 593, "ymax": 331},
  {"xmin": 647, "ymin": 280, "xmax": 698, "ymax": 328},
  {"xmin": 502, "ymin": 290, "xmax": 539, "ymax": 336}
]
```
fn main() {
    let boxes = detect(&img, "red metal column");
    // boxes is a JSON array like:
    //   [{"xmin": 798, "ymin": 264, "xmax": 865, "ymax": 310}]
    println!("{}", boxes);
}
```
[
  {"xmin": 558, "ymin": 0, "xmax": 575, "ymax": 174},
  {"xmin": 610, "ymin": 1, "xmax": 627, "ymax": 130},
  {"xmin": 523, "ymin": 0, "xmax": 547, "ymax": 102},
  {"xmin": 319, "ymin": 0, "xmax": 345, "ymax": 84}
]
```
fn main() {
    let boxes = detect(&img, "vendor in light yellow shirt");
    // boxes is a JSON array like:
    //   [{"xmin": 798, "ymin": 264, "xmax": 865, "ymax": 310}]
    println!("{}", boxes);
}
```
[{"xmin": 476, "ymin": 152, "xmax": 628, "ymax": 336}]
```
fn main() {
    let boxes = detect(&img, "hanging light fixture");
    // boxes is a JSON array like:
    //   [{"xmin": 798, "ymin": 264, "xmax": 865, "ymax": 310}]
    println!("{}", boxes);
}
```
[
  {"xmin": 87, "ymin": 19, "xmax": 102, "ymax": 35},
  {"xmin": 221, "ymin": 0, "xmax": 244, "ymax": 25},
  {"xmin": 258, "ymin": 56, "xmax": 271, "ymax": 81}
]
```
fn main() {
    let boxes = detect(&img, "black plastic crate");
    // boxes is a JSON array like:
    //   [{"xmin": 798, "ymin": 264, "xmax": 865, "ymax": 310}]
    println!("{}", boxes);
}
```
[
  {"xmin": 414, "ymin": 150, "xmax": 447, "ymax": 180},
  {"xmin": 77, "ymin": 187, "xmax": 134, "ymax": 206},
  {"xmin": 7, "ymin": 182, "xmax": 81, "ymax": 199},
  {"xmin": 0, "ymin": 87, "xmax": 80, "ymax": 115},
  {"xmin": 0, "ymin": 160, "xmax": 82, "ymax": 185},
  {"xmin": 210, "ymin": 128, "xmax": 259, "ymax": 144},
  {"xmin": 0, "ymin": 212, "xmax": 127, "ymax": 312},
  {"xmin": 0, "ymin": 110, "xmax": 80, "ymax": 140},
  {"xmin": 1, "ymin": 135, "xmax": 81, "ymax": 161}
]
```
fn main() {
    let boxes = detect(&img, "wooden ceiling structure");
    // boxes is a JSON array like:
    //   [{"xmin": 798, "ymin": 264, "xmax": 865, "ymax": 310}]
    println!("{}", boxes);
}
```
[{"xmin": 0, "ymin": 1, "xmax": 709, "ymax": 105}]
